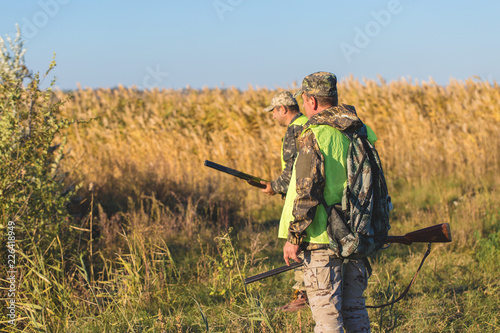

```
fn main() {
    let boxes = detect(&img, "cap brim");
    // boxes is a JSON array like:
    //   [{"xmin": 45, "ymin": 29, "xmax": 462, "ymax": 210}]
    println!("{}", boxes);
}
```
[
  {"xmin": 263, "ymin": 105, "xmax": 275, "ymax": 112},
  {"xmin": 293, "ymin": 89, "xmax": 303, "ymax": 98}
]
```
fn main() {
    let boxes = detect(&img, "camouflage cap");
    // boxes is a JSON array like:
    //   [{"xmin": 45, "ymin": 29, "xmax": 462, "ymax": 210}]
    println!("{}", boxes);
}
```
[
  {"xmin": 294, "ymin": 71, "xmax": 338, "ymax": 98},
  {"xmin": 263, "ymin": 91, "xmax": 298, "ymax": 112}
]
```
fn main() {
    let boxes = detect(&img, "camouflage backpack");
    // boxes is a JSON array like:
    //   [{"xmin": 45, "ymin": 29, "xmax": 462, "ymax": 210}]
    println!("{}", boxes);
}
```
[{"xmin": 321, "ymin": 124, "xmax": 392, "ymax": 259}]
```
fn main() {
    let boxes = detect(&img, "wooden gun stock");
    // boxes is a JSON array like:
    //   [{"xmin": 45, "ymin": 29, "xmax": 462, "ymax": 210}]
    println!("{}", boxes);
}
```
[
  {"xmin": 386, "ymin": 223, "xmax": 452, "ymax": 245},
  {"xmin": 244, "ymin": 223, "xmax": 452, "ymax": 285}
]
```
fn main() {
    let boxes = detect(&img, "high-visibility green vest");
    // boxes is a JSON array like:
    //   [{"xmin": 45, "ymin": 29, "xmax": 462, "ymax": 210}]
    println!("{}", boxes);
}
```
[
  {"xmin": 281, "ymin": 115, "xmax": 308, "ymax": 170},
  {"xmin": 278, "ymin": 124, "xmax": 377, "ymax": 243}
]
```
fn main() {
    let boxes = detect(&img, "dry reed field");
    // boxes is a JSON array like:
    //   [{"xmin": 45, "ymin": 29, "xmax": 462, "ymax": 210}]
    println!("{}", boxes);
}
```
[
  {"xmin": 58, "ymin": 77, "xmax": 500, "ymax": 239},
  {"xmin": 2, "ymin": 75, "xmax": 500, "ymax": 332},
  {"xmin": 60, "ymin": 77, "xmax": 500, "ymax": 192}
]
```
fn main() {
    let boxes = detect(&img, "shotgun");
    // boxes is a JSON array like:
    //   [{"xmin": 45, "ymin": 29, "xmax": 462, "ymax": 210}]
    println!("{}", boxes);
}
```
[
  {"xmin": 244, "ymin": 223, "xmax": 452, "ymax": 285},
  {"xmin": 204, "ymin": 160, "xmax": 269, "ymax": 189}
]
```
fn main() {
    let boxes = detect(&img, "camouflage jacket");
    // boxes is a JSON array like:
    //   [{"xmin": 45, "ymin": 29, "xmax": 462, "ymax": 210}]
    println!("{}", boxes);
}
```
[
  {"xmin": 288, "ymin": 104, "xmax": 364, "ymax": 248},
  {"xmin": 271, "ymin": 113, "xmax": 306, "ymax": 196}
]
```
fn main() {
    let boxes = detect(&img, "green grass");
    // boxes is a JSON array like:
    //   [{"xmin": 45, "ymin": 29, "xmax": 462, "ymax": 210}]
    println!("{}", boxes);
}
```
[
  {"xmin": 4, "ymin": 177, "xmax": 497, "ymax": 332},
  {"xmin": 1, "ymin": 163, "xmax": 498, "ymax": 332}
]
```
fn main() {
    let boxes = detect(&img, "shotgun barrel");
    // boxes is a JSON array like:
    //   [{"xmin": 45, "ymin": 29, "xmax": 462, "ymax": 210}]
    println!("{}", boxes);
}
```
[
  {"xmin": 204, "ymin": 160, "xmax": 268, "ymax": 189},
  {"xmin": 244, "ymin": 223, "xmax": 452, "ymax": 285},
  {"xmin": 244, "ymin": 262, "xmax": 304, "ymax": 284}
]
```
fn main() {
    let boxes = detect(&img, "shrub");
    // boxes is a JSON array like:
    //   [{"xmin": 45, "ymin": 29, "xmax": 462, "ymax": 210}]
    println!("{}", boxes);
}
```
[{"xmin": 1, "ymin": 27, "xmax": 80, "ymax": 329}]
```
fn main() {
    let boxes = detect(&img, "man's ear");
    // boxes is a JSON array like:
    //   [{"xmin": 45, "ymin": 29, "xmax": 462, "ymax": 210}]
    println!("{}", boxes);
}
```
[{"xmin": 311, "ymin": 96, "xmax": 319, "ymax": 110}]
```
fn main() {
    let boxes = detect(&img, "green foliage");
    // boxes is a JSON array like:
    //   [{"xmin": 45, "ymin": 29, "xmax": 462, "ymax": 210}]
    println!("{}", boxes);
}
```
[
  {"xmin": 0, "ymin": 28, "xmax": 74, "ymax": 245},
  {"xmin": 475, "ymin": 230, "xmax": 500, "ymax": 273},
  {"xmin": 207, "ymin": 229, "xmax": 247, "ymax": 297},
  {"xmin": 0, "ymin": 26, "xmax": 30, "ymax": 84},
  {"xmin": 0, "ymin": 27, "xmax": 80, "ymax": 330}
]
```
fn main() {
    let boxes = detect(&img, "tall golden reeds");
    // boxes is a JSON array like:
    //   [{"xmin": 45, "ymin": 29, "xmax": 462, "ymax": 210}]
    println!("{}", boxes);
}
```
[{"xmin": 58, "ymin": 78, "xmax": 500, "ymax": 216}]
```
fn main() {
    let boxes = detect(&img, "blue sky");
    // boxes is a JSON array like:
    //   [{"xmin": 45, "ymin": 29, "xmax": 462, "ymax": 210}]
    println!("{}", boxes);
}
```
[{"xmin": 1, "ymin": 0, "xmax": 498, "ymax": 90}]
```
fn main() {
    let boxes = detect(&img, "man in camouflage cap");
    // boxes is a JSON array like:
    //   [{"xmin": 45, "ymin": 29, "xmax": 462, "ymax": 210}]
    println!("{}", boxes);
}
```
[
  {"xmin": 279, "ymin": 71, "xmax": 376, "ymax": 332},
  {"xmin": 262, "ymin": 91, "xmax": 308, "ymax": 196},
  {"xmin": 294, "ymin": 71, "xmax": 338, "ymax": 99},
  {"xmin": 261, "ymin": 90, "xmax": 309, "ymax": 312}
]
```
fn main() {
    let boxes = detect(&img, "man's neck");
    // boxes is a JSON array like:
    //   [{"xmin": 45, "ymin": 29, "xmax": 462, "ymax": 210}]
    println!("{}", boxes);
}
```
[
  {"xmin": 286, "ymin": 112, "xmax": 301, "ymax": 126},
  {"xmin": 308, "ymin": 104, "xmax": 333, "ymax": 119}
]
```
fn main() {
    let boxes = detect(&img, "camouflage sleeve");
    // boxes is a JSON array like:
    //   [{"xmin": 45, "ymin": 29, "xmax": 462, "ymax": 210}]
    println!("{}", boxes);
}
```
[
  {"xmin": 270, "ymin": 124, "xmax": 300, "ymax": 195},
  {"xmin": 287, "ymin": 129, "xmax": 325, "ymax": 245}
]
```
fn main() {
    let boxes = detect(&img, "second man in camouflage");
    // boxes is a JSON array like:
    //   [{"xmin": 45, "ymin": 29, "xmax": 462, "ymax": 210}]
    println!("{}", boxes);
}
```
[{"xmin": 261, "ymin": 91, "xmax": 309, "ymax": 312}]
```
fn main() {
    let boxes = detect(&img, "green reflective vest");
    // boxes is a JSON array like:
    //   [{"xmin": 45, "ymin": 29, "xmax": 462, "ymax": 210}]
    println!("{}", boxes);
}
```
[{"xmin": 278, "ymin": 124, "xmax": 377, "ymax": 244}]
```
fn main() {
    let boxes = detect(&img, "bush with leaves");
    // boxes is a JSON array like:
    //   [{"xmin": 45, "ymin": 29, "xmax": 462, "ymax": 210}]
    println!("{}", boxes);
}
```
[
  {"xmin": 0, "ymin": 26, "xmax": 75, "ymax": 248},
  {"xmin": 0, "ymin": 27, "xmax": 82, "ymax": 329}
]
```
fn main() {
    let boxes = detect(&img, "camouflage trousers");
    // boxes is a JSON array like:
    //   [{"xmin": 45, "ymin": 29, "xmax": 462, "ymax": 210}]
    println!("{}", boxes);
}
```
[
  {"xmin": 292, "ymin": 253, "xmax": 306, "ymax": 291},
  {"xmin": 303, "ymin": 249, "xmax": 370, "ymax": 333}
]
